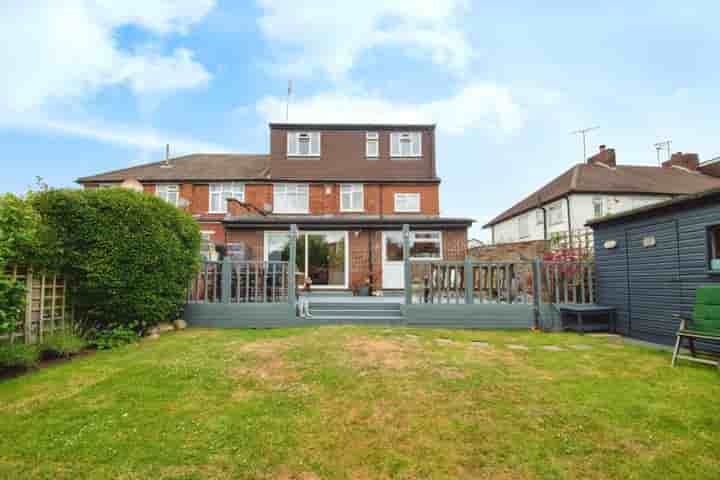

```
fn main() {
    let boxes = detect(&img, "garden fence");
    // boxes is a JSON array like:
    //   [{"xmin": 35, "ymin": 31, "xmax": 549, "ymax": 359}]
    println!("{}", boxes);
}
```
[{"xmin": 2, "ymin": 266, "xmax": 73, "ymax": 344}]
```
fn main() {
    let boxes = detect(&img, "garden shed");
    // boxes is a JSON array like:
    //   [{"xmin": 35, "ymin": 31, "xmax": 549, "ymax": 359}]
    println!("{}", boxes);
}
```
[{"xmin": 588, "ymin": 187, "xmax": 720, "ymax": 346}]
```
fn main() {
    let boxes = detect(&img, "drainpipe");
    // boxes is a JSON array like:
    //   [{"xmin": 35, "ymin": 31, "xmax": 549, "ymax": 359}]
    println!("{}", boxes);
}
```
[
  {"xmin": 565, "ymin": 196, "xmax": 572, "ymax": 245},
  {"xmin": 540, "ymin": 206, "xmax": 548, "ymax": 241}
]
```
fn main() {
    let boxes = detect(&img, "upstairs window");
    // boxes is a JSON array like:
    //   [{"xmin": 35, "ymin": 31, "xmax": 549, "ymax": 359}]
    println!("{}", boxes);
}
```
[
  {"xmin": 394, "ymin": 192, "xmax": 421, "ymax": 213},
  {"xmin": 366, "ymin": 132, "xmax": 379, "ymax": 158},
  {"xmin": 548, "ymin": 204, "xmax": 563, "ymax": 225},
  {"xmin": 536, "ymin": 209, "xmax": 544, "ymax": 226},
  {"xmin": 156, "ymin": 184, "xmax": 179, "ymax": 206},
  {"xmin": 519, "ymin": 214, "xmax": 530, "ymax": 239},
  {"xmin": 287, "ymin": 131, "xmax": 320, "ymax": 156},
  {"xmin": 709, "ymin": 225, "xmax": 720, "ymax": 272},
  {"xmin": 274, "ymin": 183, "xmax": 309, "ymax": 214},
  {"xmin": 391, "ymin": 132, "xmax": 422, "ymax": 157},
  {"xmin": 340, "ymin": 184, "xmax": 364, "ymax": 212},
  {"xmin": 209, "ymin": 182, "xmax": 245, "ymax": 213},
  {"xmin": 593, "ymin": 196, "xmax": 604, "ymax": 218}
]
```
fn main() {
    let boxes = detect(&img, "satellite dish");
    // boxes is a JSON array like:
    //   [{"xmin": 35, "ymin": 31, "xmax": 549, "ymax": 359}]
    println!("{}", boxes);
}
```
[{"xmin": 120, "ymin": 178, "xmax": 143, "ymax": 192}]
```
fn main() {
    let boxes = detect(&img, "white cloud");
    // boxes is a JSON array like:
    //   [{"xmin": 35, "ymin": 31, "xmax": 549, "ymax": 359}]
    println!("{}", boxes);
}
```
[
  {"xmin": 256, "ymin": 0, "xmax": 473, "ymax": 78},
  {"xmin": 0, "ymin": 1, "xmax": 214, "ymax": 114},
  {"xmin": 256, "ymin": 84, "xmax": 526, "ymax": 135},
  {"xmin": 12, "ymin": 117, "xmax": 229, "ymax": 154}
]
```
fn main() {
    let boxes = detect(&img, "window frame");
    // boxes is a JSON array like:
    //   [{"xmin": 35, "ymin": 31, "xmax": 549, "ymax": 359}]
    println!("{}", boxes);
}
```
[
  {"xmin": 548, "ymin": 204, "xmax": 563, "ymax": 226},
  {"xmin": 273, "ymin": 183, "xmax": 309, "ymax": 214},
  {"xmin": 708, "ymin": 225, "xmax": 720, "ymax": 273},
  {"xmin": 519, "ymin": 213, "xmax": 530, "ymax": 239},
  {"xmin": 592, "ymin": 196, "xmax": 604, "ymax": 218},
  {"xmin": 366, "ymin": 132, "xmax": 379, "ymax": 158},
  {"xmin": 394, "ymin": 192, "xmax": 421, "ymax": 213},
  {"xmin": 156, "ymin": 184, "xmax": 180, "ymax": 207},
  {"xmin": 287, "ymin": 131, "xmax": 321, "ymax": 157},
  {"xmin": 536, "ymin": 209, "xmax": 544, "ymax": 226},
  {"xmin": 390, "ymin": 132, "xmax": 422, "ymax": 158},
  {"xmin": 208, "ymin": 182, "xmax": 245, "ymax": 214},
  {"xmin": 340, "ymin": 183, "xmax": 364, "ymax": 212},
  {"xmin": 410, "ymin": 231, "xmax": 443, "ymax": 260}
]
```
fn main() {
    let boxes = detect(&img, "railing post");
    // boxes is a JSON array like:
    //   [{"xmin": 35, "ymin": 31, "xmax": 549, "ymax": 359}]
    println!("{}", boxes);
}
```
[
  {"xmin": 221, "ymin": 256, "xmax": 231, "ymax": 303},
  {"xmin": 464, "ymin": 256, "xmax": 473, "ymax": 305},
  {"xmin": 403, "ymin": 224, "xmax": 412, "ymax": 305},
  {"xmin": 532, "ymin": 257, "xmax": 542, "ymax": 330},
  {"xmin": 288, "ymin": 224, "xmax": 298, "ymax": 310}
]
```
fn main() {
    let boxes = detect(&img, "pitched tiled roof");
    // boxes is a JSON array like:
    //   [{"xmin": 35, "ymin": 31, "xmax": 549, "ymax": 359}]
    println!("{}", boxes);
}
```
[
  {"xmin": 484, "ymin": 164, "xmax": 720, "ymax": 227},
  {"xmin": 77, "ymin": 154, "xmax": 271, "ymax": 183}
]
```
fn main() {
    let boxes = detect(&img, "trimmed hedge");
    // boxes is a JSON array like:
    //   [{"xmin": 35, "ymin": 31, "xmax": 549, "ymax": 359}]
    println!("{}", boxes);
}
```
[{"xmin": 32, "ymin": 188, "xmax": 201, "ymax": 334}]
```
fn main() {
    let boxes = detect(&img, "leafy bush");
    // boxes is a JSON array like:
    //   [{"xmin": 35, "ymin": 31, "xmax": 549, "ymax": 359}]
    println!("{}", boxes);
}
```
[
  {"xmin": 0, "ymin": 275, "xmax": 25, "ymax": 338},
  {"xmin": 32, "ymin": 188, "xmax": 201, "ymax": 335},
  {"xmin": 89, "ymin": 326, "xmax": 138, "ymax": 350},
  {"xmin": 39, "ymin": 332, "xmax": 87, "ymax": 359},
  {"xmin": 0, "ymin": 342, "xmax": 39, "ymax": 370}
]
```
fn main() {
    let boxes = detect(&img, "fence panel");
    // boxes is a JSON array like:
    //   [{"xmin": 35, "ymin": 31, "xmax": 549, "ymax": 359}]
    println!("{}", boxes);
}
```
[
  {"xmin": 2, "ymin": 266, "xmax": 73, "ymax": 344},
  {"xmin": 540, "ymin": 261, "xmax": 596, "ymax": 304}
]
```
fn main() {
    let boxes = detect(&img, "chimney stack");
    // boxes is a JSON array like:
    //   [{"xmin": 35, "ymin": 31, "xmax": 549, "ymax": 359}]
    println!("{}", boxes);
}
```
[
  {"xmin": 662, "ymin": 152, "xmax": 699, "ymax": 171},
  {"xmin": 587, "ymin": 145, "xmax": 616, "ymax": 167}
]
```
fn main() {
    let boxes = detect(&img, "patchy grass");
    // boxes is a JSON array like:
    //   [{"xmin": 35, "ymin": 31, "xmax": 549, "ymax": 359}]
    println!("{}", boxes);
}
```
[{"xmin": 0, "ymin": 326, "xmax": 718, "ymax": 479}]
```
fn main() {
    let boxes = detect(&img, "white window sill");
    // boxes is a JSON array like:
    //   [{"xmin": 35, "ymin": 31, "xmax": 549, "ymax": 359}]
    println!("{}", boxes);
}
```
[
  {"xmin": 273, "ymin": 211, "xmax": 310, "ymax": 215},
  {"xmin": 395, "ymin": 210, "xmax": 421, "ymax": 214},
  {"xmin": 390, "ymin": 155, "xmax": 422, "ymax": 159},
  {"xmin": 340, "ymin": 209, "xmax": 364, "ymax": 213},
  {"xmin": 208, "ymin": 211, "xmax": 227, "ymax": 214},
  {"xmin": 287, "ymin": 154, "xmax": 320, "ymax": 158}
]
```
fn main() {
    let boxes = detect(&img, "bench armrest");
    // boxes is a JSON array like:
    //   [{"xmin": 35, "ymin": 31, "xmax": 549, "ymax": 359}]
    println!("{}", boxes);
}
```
[{"xmin": 672, "ymin": 313, "xmax": 690, "ymax": 331}]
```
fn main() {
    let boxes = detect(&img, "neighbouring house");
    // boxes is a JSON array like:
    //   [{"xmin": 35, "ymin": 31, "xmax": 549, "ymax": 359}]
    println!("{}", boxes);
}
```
[
  {"xmin": 588, "ymin": 186, "xmax": 720, "ymax": 348},
  {"xmin": 482, "ymin": 147, "xmax": 720, "ymax": 253},
  {"xmin": 77, "ymin": 123, "xmax": 473, "ymax": 292}
]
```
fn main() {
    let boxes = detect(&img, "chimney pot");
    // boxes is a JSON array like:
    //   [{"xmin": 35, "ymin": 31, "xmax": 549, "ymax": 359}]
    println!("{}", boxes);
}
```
[
  {"xmin": 599, "ymin": 145, "xmax": 606, "ymax": 150},
  {"xmin": 662, "ymin": 152, "xmax": 699, "ymax": 171}
]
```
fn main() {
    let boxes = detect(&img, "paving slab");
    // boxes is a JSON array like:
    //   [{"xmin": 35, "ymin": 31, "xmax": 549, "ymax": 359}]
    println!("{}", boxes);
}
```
[
  {"xmin": 507, "ymin": 344, "xmax": 529, "ymax": 350},
  {"xmin": 434, "ymin": 338, "xmax": 454, "ymax": 345},
  {"xmin": 471, "ymin": 341, "xmax": 490, "ymax": 348},
  {"xmin": 542, "ymin": 345, "xmax": 565, "ymax": 352},
  {"xmin": 570, "ymin": 344, "xmax": 592, "ymax": 350}
]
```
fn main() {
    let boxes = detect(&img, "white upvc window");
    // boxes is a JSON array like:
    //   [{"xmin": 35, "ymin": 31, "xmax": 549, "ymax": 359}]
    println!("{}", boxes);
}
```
[
  {"xmin": 209, "ymin": 182, "xmax": 245, "ymax": 213},
  {"xmin": 519, "ymin": 213, "xmax": 530, "ymax": 239},
  {"xmin": 287, "ymin": 131, "xmax": 320, "ymax": 157},
  {"xmin": 394, "ymin": 192, "xmax": 421, "ymax": 213},
  {"xmin": 156, "ymin": 184, "xmax": 179, "ymax": 206},
  {"xmin": 410, "ymin": 231, "xmax": 442, "ymax": 260},
  {"xmin": 592, "ymin": 196, "xmax": 604, "ymax": 218},
  {"xmin": 366, "ymin": 132, "xmax": 379, "ymax": 158},
  {"xmin": 536, "ymin": 209, "xmax": 544, "ymax": 226},
  {"xmin": 340, "ymin": 184, "xmax": 364, "ymax": 212},
  {"xmin": 390, "ymin": 132, "xmax": 422, "ymax": 157},
  {"xmin": 273, "ymin": 183, "xmax": 309, "ymax": 214},
  {"xmin": 548, "ymin": 204, "xmax": 563, "ymax": 225}
]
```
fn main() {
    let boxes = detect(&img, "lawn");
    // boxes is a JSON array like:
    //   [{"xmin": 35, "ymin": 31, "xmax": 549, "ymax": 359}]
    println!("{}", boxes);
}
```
[{"xmin": 0, "ymin": 327, "xmax": 718, "ymax": 479}]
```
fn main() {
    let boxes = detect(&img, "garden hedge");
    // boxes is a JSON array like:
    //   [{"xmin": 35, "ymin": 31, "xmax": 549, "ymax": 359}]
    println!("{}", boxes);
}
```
[{"xmin": 32, "ymin": 188, "xmax": 201, "ymax": 334}]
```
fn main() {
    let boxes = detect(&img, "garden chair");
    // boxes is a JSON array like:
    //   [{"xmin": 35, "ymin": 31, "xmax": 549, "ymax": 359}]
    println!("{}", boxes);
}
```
[{"xmin": 672, "ymin": 286, "xmax": 720, "ymax": 368}]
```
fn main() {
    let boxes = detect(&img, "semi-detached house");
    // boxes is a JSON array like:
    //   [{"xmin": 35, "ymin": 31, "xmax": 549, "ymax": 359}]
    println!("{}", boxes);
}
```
[{"xmin": 78, "ymin": 123, "xmax": 473, "ymax": 292}]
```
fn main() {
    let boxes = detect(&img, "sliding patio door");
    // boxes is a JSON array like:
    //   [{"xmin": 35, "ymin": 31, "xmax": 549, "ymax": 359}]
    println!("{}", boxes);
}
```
[{"xmin": 265, "ymin": 231, "xmax": 348, "ymax": 288}]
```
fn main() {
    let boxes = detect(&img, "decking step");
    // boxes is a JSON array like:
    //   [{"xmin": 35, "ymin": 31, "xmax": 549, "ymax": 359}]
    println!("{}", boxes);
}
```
[
  {"xmin": 304, "ymin": 316, "xmax": 404, "ymax": 324},
  {"xmin": 309, "ymin": 308, "xmax": 403, "ymax": 317},
  {"xmin": 309, "ymin": 303, "xmax": 402, "ymax": 310}
]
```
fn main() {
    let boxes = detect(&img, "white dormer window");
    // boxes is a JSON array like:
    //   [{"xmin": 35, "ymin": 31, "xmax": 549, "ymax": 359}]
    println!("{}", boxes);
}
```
[
  {"xmin": 209, "ymin": 182, "xmax": 245, "ymax": 213},
  {"xmin": 156, "ymin": 184, "xmax": 179, "ymax": 206},
  {"xmin": 366, "ymin": 132, "xmax": 379, "ymax": 158},
  {"xmin": 391, "ymin": 132, "xmax": 422, "ymax": 157},
  {"xmin": 287, "ymin": 131, "xmax": 320, "ymax": 157}
]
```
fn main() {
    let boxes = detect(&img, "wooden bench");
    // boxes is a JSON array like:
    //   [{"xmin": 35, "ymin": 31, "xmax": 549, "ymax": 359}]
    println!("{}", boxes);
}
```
[{"xmin": 671, "ymin": 286, "xmax": 720, "ymax": 368}]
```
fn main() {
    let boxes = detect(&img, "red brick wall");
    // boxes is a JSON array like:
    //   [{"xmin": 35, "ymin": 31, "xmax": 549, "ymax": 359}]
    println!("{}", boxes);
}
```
[
  {"xmin": 225, "ymin": 230, "xmax": 264, "ymax": 260},
  {"xmin": 443, "ymin": 229, "xmax": 468, "ymax": 261},
  {"xmin": 470, "ymin": 240, "xmax": 547, "ymax": 262},
  {"xmin": 349, "ymin": 230, "xmax": 383, "ymax": 289}
]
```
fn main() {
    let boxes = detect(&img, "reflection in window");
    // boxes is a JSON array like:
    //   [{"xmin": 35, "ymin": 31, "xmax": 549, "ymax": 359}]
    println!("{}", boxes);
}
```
[
  {"xmin": 710, "ymin": 225, "xmax": 720, "ymax": 271},
  {"xmin": 411, "ymin": 232, "xmax": 442, "ymax": 259}
]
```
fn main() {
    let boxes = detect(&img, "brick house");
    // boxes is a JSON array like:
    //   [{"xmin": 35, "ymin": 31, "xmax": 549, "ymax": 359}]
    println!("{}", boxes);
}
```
[{"xmin": 78, "ymin": 123, "xmax": 473, "ymax": 291}]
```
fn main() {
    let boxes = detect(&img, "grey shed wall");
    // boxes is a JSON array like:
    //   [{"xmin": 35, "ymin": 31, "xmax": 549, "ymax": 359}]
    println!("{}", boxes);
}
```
[{"xmin": 591, "ymin": 197, "xmax": 720, "ymax": 347}]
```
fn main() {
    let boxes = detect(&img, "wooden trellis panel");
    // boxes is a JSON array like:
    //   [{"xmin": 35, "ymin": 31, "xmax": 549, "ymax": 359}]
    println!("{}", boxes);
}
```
[{"xmin": 2, "ymin": 266, "xmax": 73, "ymax": 344}]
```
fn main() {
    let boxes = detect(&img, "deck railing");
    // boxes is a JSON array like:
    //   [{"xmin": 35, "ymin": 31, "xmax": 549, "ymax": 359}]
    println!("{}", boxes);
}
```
[
  {"xmin": 407, "ymin": 258, "xmax": 595, "ymax": 306},
  {"xmin": 188, "ymin": 259, "xmax": 290, "ymax": 304}
]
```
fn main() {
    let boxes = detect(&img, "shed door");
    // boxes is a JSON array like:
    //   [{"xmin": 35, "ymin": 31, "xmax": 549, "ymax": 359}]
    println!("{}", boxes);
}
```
[{"xmin": 627, "ymin": 221, "xmax": 680, "ymax": 341}]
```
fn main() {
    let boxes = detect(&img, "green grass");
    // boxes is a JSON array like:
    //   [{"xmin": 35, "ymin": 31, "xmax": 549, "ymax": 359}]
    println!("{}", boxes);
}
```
[{"xmin": 0, "ymin": 326, "xmax": 718, "ymax": 479}]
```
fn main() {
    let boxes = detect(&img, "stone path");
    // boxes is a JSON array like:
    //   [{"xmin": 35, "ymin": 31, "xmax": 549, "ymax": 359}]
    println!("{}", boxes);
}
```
[
  {"xmin": 413, "ymin": 336, "xmax": 623, "ymax": 353},
  {"xmin": 507, "ymin": 344, "xmax": 529, "ymax": 350}
]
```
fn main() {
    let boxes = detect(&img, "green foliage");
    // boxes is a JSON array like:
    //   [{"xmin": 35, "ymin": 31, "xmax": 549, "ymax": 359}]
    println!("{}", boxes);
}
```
[
  {"xmin": 89, "ymin": 326, "xmax": 138, "ymax": 350},
  {"xmin": 0, "ymin": 342, "xmax": 39, "ymax": 369},
  {"xmin": 32, "ymin": 188, "xmax": 201, "ymax": 334},
  {"xmin": 0, "ymin": 275, "xmax": 25, "ymax": 337},
  {"xmin": 39, "ymin": 331, "xmax": 87, "ymax": 359},
  {"xmin": 0, "ymin": 193, "xmax": 45, "ymax": 267}
]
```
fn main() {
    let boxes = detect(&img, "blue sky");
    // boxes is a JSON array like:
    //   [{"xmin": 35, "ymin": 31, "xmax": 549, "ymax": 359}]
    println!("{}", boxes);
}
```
[{"xmin": 2, "ymin": 1, "xmax": 719, "ymax": 239}]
